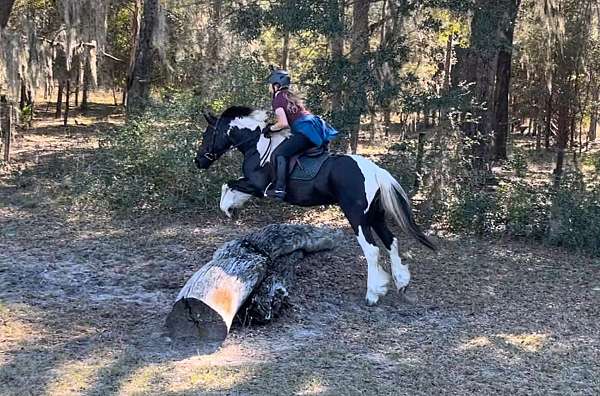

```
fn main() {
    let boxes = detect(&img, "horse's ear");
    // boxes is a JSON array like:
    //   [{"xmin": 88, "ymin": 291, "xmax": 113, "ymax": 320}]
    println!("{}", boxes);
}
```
[{"xmin": 203, "ymin": 110, "xmax": 217, "ymax": 126}]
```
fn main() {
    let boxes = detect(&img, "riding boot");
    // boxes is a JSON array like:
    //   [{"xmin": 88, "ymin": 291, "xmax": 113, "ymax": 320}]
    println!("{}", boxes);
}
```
[{"xmin": 267, "ymin": 156, "xmax": 288, "ymax": 200}]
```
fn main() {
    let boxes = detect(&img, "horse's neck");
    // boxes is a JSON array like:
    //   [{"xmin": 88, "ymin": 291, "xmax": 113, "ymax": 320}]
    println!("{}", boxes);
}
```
[
  {"xmin": 257, "ymin": 129, "xmax": 291, "ymax": 167},
  {"xmin": 231, "ymin": 129, "xmax": 260, "ymax": 155}
]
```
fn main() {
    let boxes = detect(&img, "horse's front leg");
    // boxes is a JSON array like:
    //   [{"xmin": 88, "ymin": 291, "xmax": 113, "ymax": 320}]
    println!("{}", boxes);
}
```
[{"xmin": 220, "ymin": 181, "xmax": 254, "ymax": 218}]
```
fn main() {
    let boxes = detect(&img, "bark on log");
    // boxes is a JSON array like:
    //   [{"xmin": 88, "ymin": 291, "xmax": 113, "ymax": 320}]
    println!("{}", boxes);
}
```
[{"xmin": 165, "ymin": 225, "xmax": 336, "ymax": 345}]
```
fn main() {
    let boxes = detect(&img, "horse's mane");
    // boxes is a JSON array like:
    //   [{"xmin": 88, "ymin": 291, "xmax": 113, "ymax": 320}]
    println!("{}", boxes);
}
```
[{"xmin": 220, "ymin": 106, "xmax": 257, "ymax": 119}]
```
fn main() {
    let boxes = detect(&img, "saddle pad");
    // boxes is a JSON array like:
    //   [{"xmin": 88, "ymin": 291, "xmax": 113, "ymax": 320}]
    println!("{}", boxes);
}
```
[{"xmin": 290, "ymin": 152, "xmax": 330, "ymax": 181}]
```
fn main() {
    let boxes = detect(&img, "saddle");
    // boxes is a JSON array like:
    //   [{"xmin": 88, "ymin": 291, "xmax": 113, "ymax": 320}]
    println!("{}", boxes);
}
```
[{"xmin": 287, "ymin": 146, "xmax": 330, "ymax": 181}]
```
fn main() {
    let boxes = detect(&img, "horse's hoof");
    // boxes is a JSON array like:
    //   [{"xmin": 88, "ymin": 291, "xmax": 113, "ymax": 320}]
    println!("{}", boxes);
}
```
[
  {"xmin": 399, "ymin": 286, "xmax": 417, "ymax": 304},
  {"xmin": 365, "ymin": 291, "xmax": 380, "ymax": 306}
]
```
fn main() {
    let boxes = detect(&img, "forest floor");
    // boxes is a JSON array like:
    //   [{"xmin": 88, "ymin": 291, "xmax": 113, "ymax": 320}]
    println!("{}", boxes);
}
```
[{"xmin": 1, "ymin": 97, "xmax": 599, "ymax": 395}]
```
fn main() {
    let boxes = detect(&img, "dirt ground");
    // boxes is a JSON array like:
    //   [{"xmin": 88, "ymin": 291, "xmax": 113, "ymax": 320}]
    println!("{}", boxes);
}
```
[{"xmin": 1, "ymin": 100, "xmax": 599, "ymax": 395}]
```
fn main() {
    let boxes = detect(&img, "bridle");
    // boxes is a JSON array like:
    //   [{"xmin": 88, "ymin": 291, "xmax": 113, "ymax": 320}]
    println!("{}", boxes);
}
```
[{"xmin": 203, "ymin": 118, "xmax": 264, "ymax": 162}]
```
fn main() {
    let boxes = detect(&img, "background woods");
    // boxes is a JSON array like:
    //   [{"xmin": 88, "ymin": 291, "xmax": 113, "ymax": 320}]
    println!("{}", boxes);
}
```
[
  {"xmin": 2, "ymin": 0, "xmax": 600, "ymax": 255},
  {"xmin": 1, "ymin": 2, "xmax": 600, "ymax": 394}
]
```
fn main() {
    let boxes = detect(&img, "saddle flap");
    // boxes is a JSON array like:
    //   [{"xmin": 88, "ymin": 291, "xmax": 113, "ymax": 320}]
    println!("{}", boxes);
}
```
[{"xmin": 289, "ymin": 150, "xmax": 330, "ymax": 181}]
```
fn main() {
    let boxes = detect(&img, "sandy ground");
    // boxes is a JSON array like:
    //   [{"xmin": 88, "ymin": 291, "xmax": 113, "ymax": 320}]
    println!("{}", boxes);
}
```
[{"xmin": 1, "ymin": 101, "xmax": 599, "ymax": 395}]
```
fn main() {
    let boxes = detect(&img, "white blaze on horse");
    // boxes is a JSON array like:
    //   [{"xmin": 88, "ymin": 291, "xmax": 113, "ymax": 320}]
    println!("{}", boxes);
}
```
[{"xmin": 195, "ymin": 106, "xmax": 436, "ymax": 306}]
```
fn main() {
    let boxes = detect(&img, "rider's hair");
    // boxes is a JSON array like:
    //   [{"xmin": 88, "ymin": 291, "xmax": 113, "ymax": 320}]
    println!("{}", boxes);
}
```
[{"xmin": 281, "ymin": 87, "xmax": 305, "ymax": 114}]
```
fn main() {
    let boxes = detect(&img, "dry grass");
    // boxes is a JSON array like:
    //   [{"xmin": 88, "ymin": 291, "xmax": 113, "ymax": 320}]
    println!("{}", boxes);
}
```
[{"xmin": 1, "ymin": 104, "xmax": 599, "ymax": 395}]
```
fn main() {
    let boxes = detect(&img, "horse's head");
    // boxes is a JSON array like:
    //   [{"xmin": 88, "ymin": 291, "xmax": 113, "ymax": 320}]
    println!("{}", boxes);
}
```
[
  {"xmin": 195, "ymin": 107, "xmax": 268, "ymax": 169},
  {"xmin": 195, "ymin": 111, "xmax": 234, "ymax": 169}
]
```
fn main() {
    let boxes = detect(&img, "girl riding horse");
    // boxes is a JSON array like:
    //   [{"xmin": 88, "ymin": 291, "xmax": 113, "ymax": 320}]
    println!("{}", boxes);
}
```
[{"xmin": 265, "ymin": 69, "xmax": 338, "ymax": 200}]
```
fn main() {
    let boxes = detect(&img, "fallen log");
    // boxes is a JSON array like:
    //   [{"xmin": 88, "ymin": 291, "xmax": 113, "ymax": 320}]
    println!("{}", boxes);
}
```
[{"xmin": 165, "ymin": 224, "xmax": 336, "ymax": 345}]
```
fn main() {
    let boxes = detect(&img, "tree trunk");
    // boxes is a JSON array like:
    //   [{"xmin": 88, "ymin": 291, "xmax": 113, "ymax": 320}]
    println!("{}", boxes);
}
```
[
  {"xmin": 112, "ymin": 85, "xmax": 118, "ymax": 106},
  {"xmin": 126, "ymin": 0, "xmax": 149, "ymax": 111},
  {"xmin": 328, "ymin": 0, "xmax": 347, "ymax": 152},
  {"xmin": 569, "ymin": 110, "xmax": 576, "ymax": 149},
  {"xmin": 281, "ymin": 31, "xmax": 290, "ymax": 69},
  {"xmin": 81, "ymin": 59, "xmax": 90, "ymax": 113},
  {"xmin": 0, "ymin": 0, "xmax": 16, "ymax": 29},
  {"xmin": 347, "ymin": 0, "xmax": 370, "ymax": 154},
  {"xmin": 55, "ymin": 81, "xmax": 64, "ymax": 119},
  {"xmin": 81, "ymin": 84, "xmax": 88, "ymax": 113},
  {"xmin": 588, "ymin": 86, "xmax": 599, "ymax": 143},
  {"xmin": 535, "ymin": 122, "xmax": 542, "ymax": 152},
  {"xmin": 492, "ymin": 1, "xmax": 519, "ymax": 160},
  {"xmin": 553, "ymin": 99, "xmax": 569, "ymax": 187},
  {"xmin": 545, "ymin": 90, "xmax": 553, "ymax": 149},
  {"xmin": 165, "ymin": 225, "xmax": 335, "ymax": 346},
  {"xmin": 1, "ymin": 95, "xmax": 14, "ymax": 162},
  {"xmin": 454, "ymin": 0, "xmax": 505, "ymax": 171},
  {"xmin": 383, "ymin": 108, "xmax": 391, "ymax": 137},
  {"xmin": 369, "ymin": 108, "xmax": 376, "ymax": 143},
  {"xmin": 589, "ymin": 112, "xmax": 598, "ymax": 143},
  {"xmin": 443, "ymin": 34, "xmax": 453, "ymax": 92},
  {"xmin": 207, "ymin": 0, "xmax": 222, "ymax": 72},
  {"xmin": 414, "ymin": 131, "xmax": 426, "ymax": 190},
  {"xmin": 63, "ymin": 80, "xmax": 70, "ymax": 127},
  {"xmin": 492, "ymin": 47, "xmax": 511, "ymax": 161},
  {"xmin": 19, "ymin": 79, "xmax": 26, "ymax": 110},
  {"xmin": 75, "ymin": 65, "xmax": 81, "ymax": 107}
]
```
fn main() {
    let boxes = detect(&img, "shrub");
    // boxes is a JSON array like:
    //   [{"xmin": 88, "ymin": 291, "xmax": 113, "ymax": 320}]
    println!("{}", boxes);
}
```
[
  {"xmin": 546, "ymin": 171, "xmax": 600, "ymax": 255},
  {"xmin": 504, "ymin": 181, "xmax": 549, "ymax": 238},
  {"xmin": 507, "ymin": 148, "xmax": 528, "ymax": 177},
  {"xmin": 447, "ymin": 184, "xmax": 503, "ymax": 234},
  {"xmin": 71, "ymin": 94, "xmax": 241, "ymax": 213}
]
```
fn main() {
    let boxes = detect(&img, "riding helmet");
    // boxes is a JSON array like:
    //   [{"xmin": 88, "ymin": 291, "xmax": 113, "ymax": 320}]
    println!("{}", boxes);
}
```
[{"xmin": 268, "ymin": 69, "xmax": 291, "ymax": 88}]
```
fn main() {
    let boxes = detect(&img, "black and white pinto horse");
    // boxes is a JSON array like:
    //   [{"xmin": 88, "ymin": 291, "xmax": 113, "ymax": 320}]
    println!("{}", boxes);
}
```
[{"xmin": 195, "ymin": 106, "xmax": 435, "ymax": 305}]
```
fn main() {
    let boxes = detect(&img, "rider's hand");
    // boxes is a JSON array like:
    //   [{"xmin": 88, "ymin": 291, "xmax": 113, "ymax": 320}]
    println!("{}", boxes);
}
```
[{"xmin": 262, "ymin": 124, "xmax": 273, "ymax": 138}]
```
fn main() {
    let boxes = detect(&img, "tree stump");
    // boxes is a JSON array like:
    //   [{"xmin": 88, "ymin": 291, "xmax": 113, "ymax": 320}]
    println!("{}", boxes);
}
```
[{"xmin": 165, "ymin": 224, "xmax": 336, "ymax": 346}]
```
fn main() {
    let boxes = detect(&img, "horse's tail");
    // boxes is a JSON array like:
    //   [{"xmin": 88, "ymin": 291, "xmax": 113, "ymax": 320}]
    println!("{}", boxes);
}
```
[{"xmin": 375, "ymin": 167, "xmax": 437, "ymax": 251}]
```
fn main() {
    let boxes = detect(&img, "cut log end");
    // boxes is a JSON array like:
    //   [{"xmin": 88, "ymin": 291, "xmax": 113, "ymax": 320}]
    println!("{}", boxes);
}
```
[
  {"xmin": 165, "ymin": 225, "xmax": 337, "ymax": 347},
  {"xmin": 165, "ymin": 298, "xmax": 228, "ymax": 344}
]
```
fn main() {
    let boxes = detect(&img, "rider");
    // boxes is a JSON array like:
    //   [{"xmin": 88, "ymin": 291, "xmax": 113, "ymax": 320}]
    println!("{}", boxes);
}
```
[{"xmin": 265, "ymin": 69, "xmax": 338, "ymax": 200}]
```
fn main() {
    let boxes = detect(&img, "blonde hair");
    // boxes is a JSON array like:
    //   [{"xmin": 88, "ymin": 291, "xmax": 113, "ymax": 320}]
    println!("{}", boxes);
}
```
[{"xmin": 282, "ymin": 88, "xmax": 305, "ymax": 113}]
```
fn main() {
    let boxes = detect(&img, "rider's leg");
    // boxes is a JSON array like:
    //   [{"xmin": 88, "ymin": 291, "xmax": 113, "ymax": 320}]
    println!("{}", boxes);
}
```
[{"xmin": 268, "ymin": 134, "xmax": 315, "ymax": 199}]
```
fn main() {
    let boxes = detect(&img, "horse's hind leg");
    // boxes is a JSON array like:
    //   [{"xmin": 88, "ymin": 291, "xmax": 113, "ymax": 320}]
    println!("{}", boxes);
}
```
[
  {"xmin": 358, "ymin": 224, "xmax": 391, "ymax": 306},
  {"xmin": 371, "ymin": 209, "xmax": 411, "ymax": 293},
  {"xmin": 340, "ymin": 200, "xmax": 391, "ymax": 305}
]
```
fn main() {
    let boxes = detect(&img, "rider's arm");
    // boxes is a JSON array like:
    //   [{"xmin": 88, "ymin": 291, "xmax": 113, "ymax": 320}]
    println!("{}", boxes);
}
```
[{"xmin": 270, "ymin": 107, "xmax": 289, "ymax": 131}]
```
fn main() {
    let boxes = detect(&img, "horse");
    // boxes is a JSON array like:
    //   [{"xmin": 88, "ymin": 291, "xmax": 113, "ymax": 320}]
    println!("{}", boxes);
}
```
[{"xmin": 194, "ymin": 106, "xmax": 436, "ymax": 306}]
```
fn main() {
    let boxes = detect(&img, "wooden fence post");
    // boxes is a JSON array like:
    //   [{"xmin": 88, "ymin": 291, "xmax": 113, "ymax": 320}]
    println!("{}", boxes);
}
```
[{"xmin": 1, "ymin": 94, "xmax": 14, "ymax": 163}]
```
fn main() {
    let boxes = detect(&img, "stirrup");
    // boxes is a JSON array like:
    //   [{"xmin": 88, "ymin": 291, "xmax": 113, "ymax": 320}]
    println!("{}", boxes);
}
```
[{"xmin": 266, "ymin": 189, "xmax": 286, "ymax": 200}]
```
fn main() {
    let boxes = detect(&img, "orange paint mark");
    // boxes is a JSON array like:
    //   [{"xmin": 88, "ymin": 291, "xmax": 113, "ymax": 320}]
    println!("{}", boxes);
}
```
[{"xmin": 209, "ymin": 288, "xmax": 233, "ymax": 315}]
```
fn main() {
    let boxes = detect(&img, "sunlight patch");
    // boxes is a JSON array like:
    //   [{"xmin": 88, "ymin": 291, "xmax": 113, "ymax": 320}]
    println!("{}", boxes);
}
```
[
  {"xmin": 499, "ymin": 333, "xmax": 548, "ymax": 352},
  {"xmin": 459, "ymin": 336, "xmax": 492, "ymax": 350},
  {"xmin": 296, "ymin": 376, "xmax": 328, "ymax": 395},
  {"xmin": 119, "ymin": 363, "xmax": 172, "ymax": 395},
  {"xmin": 0, "ymin": 303, "xmax": 42, "ymax": 349},
  {"xmin": 459, "ymin": 333, "xmax": 548, "ymax": 353},
  {"xmin": 169, "ymin": 364, "xmax": 253, "ymax": 393},
  {"xmin": 47, "ymin": 359, "xmax": 106, "ymax": 395}
]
